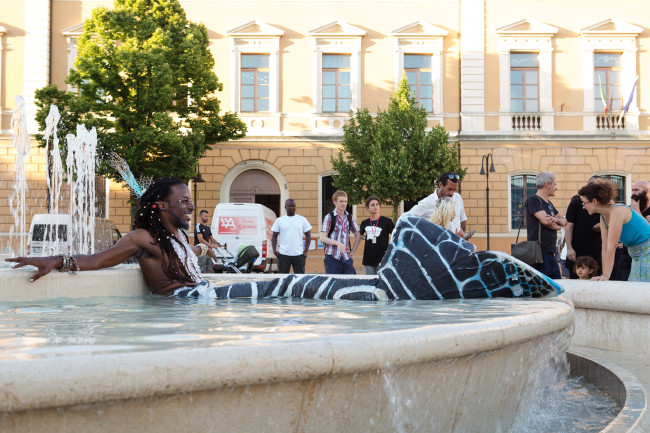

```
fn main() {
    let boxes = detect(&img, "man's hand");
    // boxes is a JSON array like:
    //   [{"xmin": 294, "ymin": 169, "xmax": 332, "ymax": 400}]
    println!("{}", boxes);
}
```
[
  {"xmin": 630, "ymin": 199, "xmax": 640, "ymax": 213},
  {"xmin": 591, "ymin": 275, "xmax": 609, "ymax": 281},
  {"xmin": 5, "ymin": 256, "xmax": 62, "ymax": 282},
  {"xmin": 566, "ymin": 247, "xmax": 576, "ymax": 261}
]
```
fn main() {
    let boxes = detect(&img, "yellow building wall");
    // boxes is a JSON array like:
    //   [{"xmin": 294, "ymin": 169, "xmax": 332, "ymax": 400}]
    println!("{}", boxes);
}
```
[{"xmin": 3, "ymin": 0, "xmax": 650, "ymax": 263}]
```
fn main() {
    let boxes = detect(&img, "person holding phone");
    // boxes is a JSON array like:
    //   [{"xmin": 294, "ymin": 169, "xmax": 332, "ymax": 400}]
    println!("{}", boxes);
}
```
[{"xmin": 400, "ymin": 172, "xmax": 471, "ymax": 239}]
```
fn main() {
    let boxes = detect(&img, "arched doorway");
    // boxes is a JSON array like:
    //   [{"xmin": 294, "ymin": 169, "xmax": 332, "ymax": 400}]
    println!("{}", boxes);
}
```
[{"xmin": 229, "ymin": 169, "xmax": 281, "ymax": 216}]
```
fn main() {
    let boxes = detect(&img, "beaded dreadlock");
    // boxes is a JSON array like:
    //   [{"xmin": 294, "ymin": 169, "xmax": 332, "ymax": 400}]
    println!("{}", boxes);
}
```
[{"xmin": 133, "ymin": 177, "xmax": 195, "ymax": 284}]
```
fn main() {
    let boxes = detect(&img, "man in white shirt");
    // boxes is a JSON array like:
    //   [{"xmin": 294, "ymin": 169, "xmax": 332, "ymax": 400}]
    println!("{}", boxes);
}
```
[
  {"xmin": 401, "ymin": 172, "xmax": 470, "ymax": 238},
  {"xmin": 271, "ymin": 198, "xmax": 312, "ymax": 274}
]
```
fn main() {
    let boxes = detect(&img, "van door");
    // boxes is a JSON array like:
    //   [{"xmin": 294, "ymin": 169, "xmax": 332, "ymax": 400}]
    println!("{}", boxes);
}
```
[{"xmin": 217, "ymin": 207, "xmax": 260, "ymax": 254}]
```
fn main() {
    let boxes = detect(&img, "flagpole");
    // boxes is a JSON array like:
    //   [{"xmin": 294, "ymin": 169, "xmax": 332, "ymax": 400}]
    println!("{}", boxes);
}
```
[{"xmin": 616, "ymin": 75, "xmax": 639, "ymax": 128}]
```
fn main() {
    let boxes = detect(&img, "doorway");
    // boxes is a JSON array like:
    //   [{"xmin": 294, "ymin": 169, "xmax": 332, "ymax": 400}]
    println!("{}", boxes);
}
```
[{"xmin": 229, "ymin": 169, "xmax": 281, "ymax": 217}]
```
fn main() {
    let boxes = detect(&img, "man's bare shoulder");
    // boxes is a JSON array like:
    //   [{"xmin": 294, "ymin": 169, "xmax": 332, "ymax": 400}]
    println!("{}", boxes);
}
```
[{"xmin": 119, "ymin": 229, "xmax": 157, "ymax": 248}]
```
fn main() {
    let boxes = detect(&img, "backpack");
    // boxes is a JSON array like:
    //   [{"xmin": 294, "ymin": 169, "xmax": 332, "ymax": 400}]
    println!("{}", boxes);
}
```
[{"xmin": 326, "ymin": 210, "xmax": 353, "ymax": 239}]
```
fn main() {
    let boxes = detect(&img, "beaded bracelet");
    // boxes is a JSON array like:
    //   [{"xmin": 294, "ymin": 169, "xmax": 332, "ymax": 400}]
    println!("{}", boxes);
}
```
[{"xmin": 55, "ymin": 255, "xmax": 80, "ymax": 274}]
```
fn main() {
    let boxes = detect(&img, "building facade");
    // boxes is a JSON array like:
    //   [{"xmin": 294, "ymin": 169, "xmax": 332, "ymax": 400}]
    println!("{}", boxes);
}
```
[{"xmin": 1, "ymin": 0, "xmax": 649, "ymax": 258}]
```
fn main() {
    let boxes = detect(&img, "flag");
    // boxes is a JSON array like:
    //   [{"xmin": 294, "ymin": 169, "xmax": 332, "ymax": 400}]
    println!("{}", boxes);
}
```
[
  {"xmin": 598, "ymin": 76, "xmax": 608, "ymax": 117},
  {"xmin": 617, "ymin": 75, "xmax": 639, "ymax": 127}
]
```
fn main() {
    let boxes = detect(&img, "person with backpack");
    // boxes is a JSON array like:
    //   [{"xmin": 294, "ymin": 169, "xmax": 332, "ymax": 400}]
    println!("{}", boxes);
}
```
[{"xmin": 319, "ymin": 191, "xmax": 361, "ymax": 274}]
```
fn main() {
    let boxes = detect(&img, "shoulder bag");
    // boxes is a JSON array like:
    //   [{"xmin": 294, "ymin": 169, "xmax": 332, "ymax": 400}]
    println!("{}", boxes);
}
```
[{"xmin": 511, "ymin": 200, "xmax": 544, "ymax": 265}]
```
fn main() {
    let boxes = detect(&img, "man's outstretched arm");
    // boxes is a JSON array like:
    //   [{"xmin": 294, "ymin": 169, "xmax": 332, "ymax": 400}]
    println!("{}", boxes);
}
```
[{"xmin": 6, "ymin": 230, "xmax": 146, "ymax": 282}]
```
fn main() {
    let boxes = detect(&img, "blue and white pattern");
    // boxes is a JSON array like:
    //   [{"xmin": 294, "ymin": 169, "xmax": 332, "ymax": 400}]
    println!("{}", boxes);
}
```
[{"xmin": 173, "ymin": 216, "xmax": 563, "ymax": 301}]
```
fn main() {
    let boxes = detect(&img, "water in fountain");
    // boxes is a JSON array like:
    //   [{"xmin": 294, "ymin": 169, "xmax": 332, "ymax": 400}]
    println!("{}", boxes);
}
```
[
  {"xmin": 65, "ymin": 124, "xmax": 98, "ymax": 254},
  {"xmin": 8, "ymin": 96, "xmax": 30, "ymax": 257},
  {"xmin": 21, "ymin": 103, "xmax": 99, "ymax": 256}
]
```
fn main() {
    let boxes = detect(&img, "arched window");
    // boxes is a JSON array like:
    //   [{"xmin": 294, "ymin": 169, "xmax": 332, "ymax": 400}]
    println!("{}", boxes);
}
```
[{"xmin": 510, "ymin": 173, "xmax": 538, "ymax": 229}]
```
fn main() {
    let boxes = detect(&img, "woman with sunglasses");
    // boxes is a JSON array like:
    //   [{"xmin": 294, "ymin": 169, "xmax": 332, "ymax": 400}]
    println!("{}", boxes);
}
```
[{"xmin": 579, "ymin": 180, "xmax": 650, "ymax": 281}]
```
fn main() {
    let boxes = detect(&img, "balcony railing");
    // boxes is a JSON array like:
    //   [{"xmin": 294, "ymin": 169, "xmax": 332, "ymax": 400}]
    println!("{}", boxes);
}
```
[
  {"xmin": 511, "ymin": 115, "xmax": 541, "ymax": 131},
  {"xmin": 596, "ymin": 115, "xmax": 625, "ymax": 130}
]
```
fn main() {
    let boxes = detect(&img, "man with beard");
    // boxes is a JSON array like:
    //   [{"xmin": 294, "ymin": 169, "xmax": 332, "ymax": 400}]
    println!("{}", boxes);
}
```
[
  {"xmin": 631, "ymin": 180, "xmax": 650, "ymax": 221},
  {"xmin": 7, "ymin": 177, "xmax": 218, "ymax": 295},
  {"xmin": 401, "ymin": 172, "xmax": 470, "ymax": 238},
  {"xmin": 565, "ymin": 176, "xmax": 603, "ymax": 279}
]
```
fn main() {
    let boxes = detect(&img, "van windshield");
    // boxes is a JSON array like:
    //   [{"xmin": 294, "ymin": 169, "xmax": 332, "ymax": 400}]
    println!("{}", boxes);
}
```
[{"xmin": 32, "ymin": 224, "xmax": 68, "ymax": 242}]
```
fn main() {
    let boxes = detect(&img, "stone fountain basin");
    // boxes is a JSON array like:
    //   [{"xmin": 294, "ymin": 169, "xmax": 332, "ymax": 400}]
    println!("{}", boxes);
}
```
[{"xmin": 0, "ymin": 269, "xmax": 574, "ymax": 433}]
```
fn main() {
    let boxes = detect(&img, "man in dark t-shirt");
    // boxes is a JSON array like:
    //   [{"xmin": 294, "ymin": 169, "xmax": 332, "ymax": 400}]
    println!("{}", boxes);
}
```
[
  {"xmin": 565, "ymin": 175, "xmax": 602, "ymax": 278},
  {"xmin": 194, "ymin": 210, "xmax": 219, "ymax": 271},
  {"xmin": 359, "ymin": 196, "xmax": 395, "ymax": 275},
  {"xmin": 526, "ymin": 172, "xmax": 567, "ymax": 279},
  {"xmin": 565, "ymin": 195, "xmax": 602, "ymax": 278}
]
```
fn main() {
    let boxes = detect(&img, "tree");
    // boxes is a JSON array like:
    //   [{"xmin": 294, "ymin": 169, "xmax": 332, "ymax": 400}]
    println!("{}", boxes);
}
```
[
  {"xmin": 35, "ymin": 0, "xmax": 246, "ymax": 199},
  {"xmin": 331, "ymin": 78, "xmax": 466, "ymax": 221}
]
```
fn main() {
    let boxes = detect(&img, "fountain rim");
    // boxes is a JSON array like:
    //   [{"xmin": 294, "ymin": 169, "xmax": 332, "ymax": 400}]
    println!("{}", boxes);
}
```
[{"xmin": 0, "ymin": 267, "xmax": 574, "ymax": 413}]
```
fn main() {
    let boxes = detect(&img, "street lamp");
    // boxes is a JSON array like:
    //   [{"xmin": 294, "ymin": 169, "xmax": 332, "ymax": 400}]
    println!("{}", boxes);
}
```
[
  {"xmin": 480, "ymin": 153, "xmax": 496, "ymax": 250},
  {"xmin": 192, "ymin": 165, "xmax": 205, "ymax": 231}
]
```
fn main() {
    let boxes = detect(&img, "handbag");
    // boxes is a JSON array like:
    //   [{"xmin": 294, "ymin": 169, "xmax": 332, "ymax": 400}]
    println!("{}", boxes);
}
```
[{"xmin": 511, "ymin": 201, "xmax": 544, "ymax": 265}]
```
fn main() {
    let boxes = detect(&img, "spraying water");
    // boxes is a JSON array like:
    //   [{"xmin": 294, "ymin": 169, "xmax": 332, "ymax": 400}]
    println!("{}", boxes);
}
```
[
  {"xmin": 65, "ymin": 124, "xmax": 98, "ymax": 254},
  {"xmin": 8, "ymin": 96, "xmax": 31, "ymax": 256}
]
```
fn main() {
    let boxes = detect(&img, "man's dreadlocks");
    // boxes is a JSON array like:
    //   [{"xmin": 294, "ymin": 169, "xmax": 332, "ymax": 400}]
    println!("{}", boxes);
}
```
[{"xmin": 133, "ymin": 177, "xmax": 195, "ymax": 284}]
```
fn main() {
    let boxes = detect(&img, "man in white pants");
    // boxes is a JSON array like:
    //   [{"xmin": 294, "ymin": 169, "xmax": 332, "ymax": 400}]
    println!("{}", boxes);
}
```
[{"xmin": 271, "ymin": 199, "xmax": 312, "ymax": 274}]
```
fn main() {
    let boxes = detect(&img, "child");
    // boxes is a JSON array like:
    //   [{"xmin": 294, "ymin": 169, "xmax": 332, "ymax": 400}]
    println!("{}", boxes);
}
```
[
  {"xmin": 360, "ymin": 196, "xmax": 395, "ymax": 275},
  {"xmin": 430, "ymin": 197, "xmax": 464, "ymax": 237},
  {"xmin": 573, "ymin": 256, "xmax": 599, "ymax": 280}
]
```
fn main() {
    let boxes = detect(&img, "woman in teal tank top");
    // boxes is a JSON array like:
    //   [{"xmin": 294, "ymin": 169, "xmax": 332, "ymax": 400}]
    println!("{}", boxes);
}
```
[{"xmin": 578, "ymin": 180, "xmax": 650, "ymax": 282}]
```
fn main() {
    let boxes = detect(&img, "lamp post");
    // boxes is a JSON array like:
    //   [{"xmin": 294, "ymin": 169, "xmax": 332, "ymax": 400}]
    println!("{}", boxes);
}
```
[
  {"xmin": 480, "ymin": 153, "xmax": 496, "ymax": 250},
  {"xmin": 192, "ymin": 165, "xmax": 205, "ymax": 231}
]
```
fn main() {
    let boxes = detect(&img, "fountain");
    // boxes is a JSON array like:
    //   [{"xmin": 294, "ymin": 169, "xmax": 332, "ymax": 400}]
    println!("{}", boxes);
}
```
[{"xmin": 0, "ymin": 102, "xmax": 647, "ymax": 432}]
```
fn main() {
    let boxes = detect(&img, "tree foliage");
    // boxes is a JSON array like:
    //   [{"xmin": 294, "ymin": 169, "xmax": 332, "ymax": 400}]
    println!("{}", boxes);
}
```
[
  {"xmin": 35, "ymin": 0, "xmax": 246, "ymax": 184},
  {"xmin": 331, "ymin": 78, "xmax": 466, "ymax": 221}
]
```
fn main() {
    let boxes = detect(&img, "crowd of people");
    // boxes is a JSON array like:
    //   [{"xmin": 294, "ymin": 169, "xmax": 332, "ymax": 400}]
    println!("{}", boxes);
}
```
[
  {"xmin": 287, "ymin": 170, "xmax": 650, "ymax": 283},
  {"xmin": 526, "ymin": 173, "xmax": 650, "ymax": 282}
]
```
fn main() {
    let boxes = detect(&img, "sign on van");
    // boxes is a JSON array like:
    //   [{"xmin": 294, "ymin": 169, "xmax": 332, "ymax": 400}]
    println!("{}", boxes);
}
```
[{"xmin": 217, "ymin": 216, "xmax": 258, "ymax": 235}]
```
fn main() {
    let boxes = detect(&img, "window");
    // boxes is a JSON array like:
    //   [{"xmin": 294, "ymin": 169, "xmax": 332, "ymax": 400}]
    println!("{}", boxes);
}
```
[
  {"xmin": 322, "ymin": 54, "xmax": 351, "ymax": 113},
  {"xmin": 309, "ymin": 21, "xmax": 364, "ymax": 120},
  {"xmin": 241, "ymin": 54, "xmax": 270, "ymax": 112},
  {"xmin": 599, "ymin": 174, "xmax": 626, "ymax": 203},
  {"xmin": 510, "ymin": 53, "xmax": 539, "ymax": 112},
  {"xmin": 594, "ymin": 53, "xmax": 623, "ymax": 112},
  {"xmin": 391, "ymin": 22, "xmax": 447, "ymax": 118},
  {"xmin": 227, "ymin": 21, "xmax": 283, "ymax": 119},
  {"xmin": 510, "ymin": 174, "xmax": 537, "ymax": 229},
  {"xmin": 403, "ymin": 55, "xmax": 433, "ymax": 112},
  {"xmin": 580, "ymin": 19, "xmax": 641, "ymax": 131},
  {"xmin": 496, "ymin": 19, "xmax": 557, "ymax": 131}
]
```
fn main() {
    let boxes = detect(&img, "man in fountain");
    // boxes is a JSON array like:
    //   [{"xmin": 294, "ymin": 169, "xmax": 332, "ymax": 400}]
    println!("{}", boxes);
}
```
[{"xmin": 7, "ymin": 177, "xmax": 219, "ymax": 296}]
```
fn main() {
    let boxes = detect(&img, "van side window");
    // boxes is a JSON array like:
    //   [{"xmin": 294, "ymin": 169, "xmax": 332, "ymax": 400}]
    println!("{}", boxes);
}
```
[{"xmin": 32, "ymin": 225, "xmax": 68, "ymax": 241}]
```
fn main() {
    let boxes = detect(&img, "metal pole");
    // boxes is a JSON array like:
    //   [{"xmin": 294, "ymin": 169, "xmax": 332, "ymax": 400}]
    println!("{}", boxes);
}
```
[
  {"xmin": 486, "ymin": 169, "xmax": 490, "ymax": 250},
  {"xmin": 481, "ymin": 153, "xmax": 494, "ymax": 250}
]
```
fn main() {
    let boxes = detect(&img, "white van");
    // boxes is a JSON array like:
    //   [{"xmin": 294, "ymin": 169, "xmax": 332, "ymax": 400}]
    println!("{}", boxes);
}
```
[
  {"xmin": 210, "ymin": 203, "xmax": 277, "ymax": 273},
  {"xmin": 28, "ymin": 214, "xmax": 122, "ymax": 257}
]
